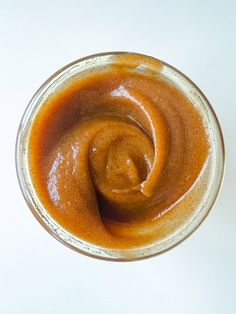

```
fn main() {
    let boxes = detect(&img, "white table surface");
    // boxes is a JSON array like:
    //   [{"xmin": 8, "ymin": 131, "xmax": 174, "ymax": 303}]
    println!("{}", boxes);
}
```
[{"xmin": 1, "ymin": 1, "xmax": 235, "ymax": 313}]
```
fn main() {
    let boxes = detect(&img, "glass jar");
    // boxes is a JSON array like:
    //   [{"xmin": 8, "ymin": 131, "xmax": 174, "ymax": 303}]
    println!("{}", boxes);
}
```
[{"xmin": 16, "ymin": 52, "xmax": 225, "ymax": 261}]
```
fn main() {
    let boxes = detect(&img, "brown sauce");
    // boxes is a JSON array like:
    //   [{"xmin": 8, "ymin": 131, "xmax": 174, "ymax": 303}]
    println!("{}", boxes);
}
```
[{"xmin": 29, "ymin": 56, "xmax": 209, "ymax": 249}]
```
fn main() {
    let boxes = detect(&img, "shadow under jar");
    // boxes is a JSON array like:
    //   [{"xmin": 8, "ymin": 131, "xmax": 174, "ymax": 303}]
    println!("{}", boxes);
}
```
[{"xmin": 16, "ymin": 52, "xmax": 224, "ymax": 261}]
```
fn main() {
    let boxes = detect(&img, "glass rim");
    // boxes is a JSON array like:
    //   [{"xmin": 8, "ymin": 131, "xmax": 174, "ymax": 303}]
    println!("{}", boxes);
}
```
[{"xmin": 15, "ymin": 51, "xmax": 225, "ymax": 261}]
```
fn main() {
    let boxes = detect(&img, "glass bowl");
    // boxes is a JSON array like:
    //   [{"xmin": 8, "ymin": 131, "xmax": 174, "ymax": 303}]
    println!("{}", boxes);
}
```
[{"xmin": 16, "ymin": 52, "xmax": 225, "ymax": 261}]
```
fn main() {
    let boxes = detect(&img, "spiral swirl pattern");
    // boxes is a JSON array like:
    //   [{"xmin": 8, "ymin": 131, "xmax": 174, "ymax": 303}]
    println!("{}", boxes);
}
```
[{"xmin": 29, "ymin": 59, "xmax": 209, "ymax": 248}]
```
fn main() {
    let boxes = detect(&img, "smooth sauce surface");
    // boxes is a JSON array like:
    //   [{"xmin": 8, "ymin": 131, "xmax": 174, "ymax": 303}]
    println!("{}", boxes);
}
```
[{"xmin": 29, "ymin": 59, "xmax": 209, "ymax": 249}]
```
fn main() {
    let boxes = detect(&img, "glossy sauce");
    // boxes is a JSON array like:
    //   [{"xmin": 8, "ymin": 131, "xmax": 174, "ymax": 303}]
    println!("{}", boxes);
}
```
[{"xmin": 29, "ymin": 55, "xmax": 209, "ymax": 249}]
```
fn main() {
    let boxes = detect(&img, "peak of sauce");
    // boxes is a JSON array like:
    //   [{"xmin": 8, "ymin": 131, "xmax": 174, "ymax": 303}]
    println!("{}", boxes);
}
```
[{"xmin": 29, "ymin": 57, "xmax": 209, "ymax": 249}]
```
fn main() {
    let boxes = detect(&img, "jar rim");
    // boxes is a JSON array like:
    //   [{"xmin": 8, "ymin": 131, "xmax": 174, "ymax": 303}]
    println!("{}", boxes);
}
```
[{"xmin": 15, "ymin": 51, "xmax": 225, "ymax": 261}]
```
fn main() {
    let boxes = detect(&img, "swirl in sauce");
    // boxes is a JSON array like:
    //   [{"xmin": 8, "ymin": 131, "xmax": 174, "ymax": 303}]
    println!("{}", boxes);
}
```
[{"xmin": 29, "ymin": 54, "xmax": 209, "ymax": 249}]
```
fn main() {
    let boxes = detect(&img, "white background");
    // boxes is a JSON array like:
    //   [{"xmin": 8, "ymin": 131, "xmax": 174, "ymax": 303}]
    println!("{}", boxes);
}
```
[{"xmin": 0, "ymin": 1, "xmax": 235, "ymax": 313}]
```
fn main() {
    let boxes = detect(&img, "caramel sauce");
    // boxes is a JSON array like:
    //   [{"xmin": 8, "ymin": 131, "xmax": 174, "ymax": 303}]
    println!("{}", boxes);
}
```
[{"xmin": 29, "ymin": 56, "xmax": 209, "ymax": 249}]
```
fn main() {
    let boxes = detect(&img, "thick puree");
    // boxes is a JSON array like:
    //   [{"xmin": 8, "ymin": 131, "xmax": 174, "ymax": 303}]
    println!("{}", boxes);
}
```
[{"xmin": 29, "ymin": 55, "xmax": 209, "ymax": 249}]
